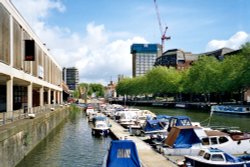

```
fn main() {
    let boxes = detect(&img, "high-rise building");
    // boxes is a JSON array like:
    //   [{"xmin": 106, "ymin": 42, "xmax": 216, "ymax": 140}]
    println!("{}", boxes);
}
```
[
  {"xmin": 63, "ymin": 67, "xmax": 79, "ymax": 90},
  {"xmin": 131, "ymin": 44, "xmax": 162, "ymax": 77}
]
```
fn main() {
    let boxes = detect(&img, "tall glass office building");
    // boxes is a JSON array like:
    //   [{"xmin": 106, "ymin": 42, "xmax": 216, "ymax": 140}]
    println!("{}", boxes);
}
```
[
  {"xmin": 131, "ymin": 44, "xmax": 162, "ymax": 77},
  {"xmin": 63, "ymin": 67, "xmax": 79, "ymax": 90}
]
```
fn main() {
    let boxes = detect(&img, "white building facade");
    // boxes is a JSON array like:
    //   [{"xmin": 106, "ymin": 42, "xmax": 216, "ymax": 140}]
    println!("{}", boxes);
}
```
[{"xmin": 0, "ymin": 0, "xmax": 63, "ymax": 122}]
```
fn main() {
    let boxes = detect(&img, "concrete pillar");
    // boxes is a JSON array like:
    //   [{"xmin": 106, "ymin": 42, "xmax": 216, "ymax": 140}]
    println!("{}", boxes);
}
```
[
  {"xmin": 39, "ymin": 87, "xmax": 44, "ymax": 106},
  {"xmin": 28, "ymin": 83, "xmax": 33, "ymax": 113},
  {"xmin": 48, "ymin": 89, "xmax": 51, "ymax": 105},
  {"xmin": 61, "ymin": 91, "xmax": 63, "ymax": 104},
  {"xmin": 6, "ymin": 77, "xmax": 13, "ymax": 118},
  {"xmin": 53, "ymin": 91, "xmax": 56, "ymax": 105}
]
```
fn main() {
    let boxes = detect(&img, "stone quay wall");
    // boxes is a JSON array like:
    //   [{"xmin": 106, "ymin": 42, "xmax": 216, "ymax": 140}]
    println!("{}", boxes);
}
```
[{"xmin": 0, "ymin": 106, "xmax": 70, "ymax": 167}]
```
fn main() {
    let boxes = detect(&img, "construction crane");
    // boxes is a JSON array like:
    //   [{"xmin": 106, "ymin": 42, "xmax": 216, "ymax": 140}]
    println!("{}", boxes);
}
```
[{"xmin": 153, "ymin": 0, "xmax": 170, "ymax": 53}]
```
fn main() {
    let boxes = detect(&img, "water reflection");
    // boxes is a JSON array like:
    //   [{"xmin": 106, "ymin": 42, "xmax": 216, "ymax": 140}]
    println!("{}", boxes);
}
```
[{"xmin": 16, "ymin": 112, "xmax": 111, "ymax": 167}]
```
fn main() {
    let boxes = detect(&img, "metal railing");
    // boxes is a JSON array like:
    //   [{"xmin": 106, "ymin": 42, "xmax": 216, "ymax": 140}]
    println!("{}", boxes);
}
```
[{"xmin": 0, "ymin": 103, "xmax": 64, "ymax": 126}]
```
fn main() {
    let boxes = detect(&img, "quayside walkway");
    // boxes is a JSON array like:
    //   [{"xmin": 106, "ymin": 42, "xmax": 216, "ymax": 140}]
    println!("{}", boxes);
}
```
[{"xmin": 108, "ymin": 118, "xmax": 178, "ymax": 167}]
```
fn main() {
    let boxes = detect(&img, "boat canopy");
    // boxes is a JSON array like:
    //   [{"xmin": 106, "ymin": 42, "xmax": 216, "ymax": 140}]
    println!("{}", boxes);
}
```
[
  {"xmin": 143, "ymin": 120, "xmax": 165, "ymax": 132},
  {"xmin": 165, "ymin": 126, "xmax": 201, "ymax": 148},
  {"xmin": 208, "ymin": 148, "xmax": 242, "ymax": 163},
  {"xmin": 106, "ymin": 140, "xmax": 141, "ymax": 167},
  {"xmin": 156, "ymin": 115, "xmax": 172, "ymax": 120},
  {"xmin": 93, "ymin": 116, "xmax": 107, "ymax": 122},
  {"xmin": 169, "ymin": 116, "xmax": 192, "ymax": 126}
]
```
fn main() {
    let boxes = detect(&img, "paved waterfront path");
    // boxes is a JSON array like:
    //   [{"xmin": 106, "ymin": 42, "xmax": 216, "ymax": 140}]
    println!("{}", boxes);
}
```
[{"xmin": 109, "ymin": 119, "xmax": 178, "ymax": 167}]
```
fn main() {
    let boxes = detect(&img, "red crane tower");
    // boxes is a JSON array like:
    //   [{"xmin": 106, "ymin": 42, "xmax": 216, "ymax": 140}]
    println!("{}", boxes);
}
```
[{"xmin": 153, "ymin": 0, "xmax": 170, "ymax": 53}]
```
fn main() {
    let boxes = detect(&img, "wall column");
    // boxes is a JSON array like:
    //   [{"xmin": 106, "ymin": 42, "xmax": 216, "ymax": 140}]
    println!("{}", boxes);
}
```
[
  {"xmin": 6, "ymin": 77, "xmax": 13, "ymax": 120},
  {"xmin": 39, "ymin": 87, "xmax": 44, "ymax": 106},
  {"xmin": 61, "ymin": 91, "xmax": 63, "ymax": 104},
  {"xmin": 27, "ymin": 83, "xmax": 33, "ymax": 113},
  {"xmin": 48, "ymin": 89, "xmax": 51, "ymax": 105},
  {"xmin": 53, "ymin": 91, "xmax": 56, "ymax": 105}
]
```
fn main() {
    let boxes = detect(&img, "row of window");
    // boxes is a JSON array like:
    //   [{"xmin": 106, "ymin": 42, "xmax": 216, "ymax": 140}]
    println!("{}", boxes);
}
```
[{"xmin": 0, "ymin": 3, "xmax": 61, "ymax": 86}]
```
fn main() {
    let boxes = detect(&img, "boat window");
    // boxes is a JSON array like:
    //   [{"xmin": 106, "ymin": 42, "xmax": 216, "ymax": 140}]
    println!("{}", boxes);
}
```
[
  {"xmin": 204, "ymin": 153, "xmax": 211, "ymax": 160},
  {"xmin": 180, "ymin": 119, "xmax": 192, "ymax": 126},
  {"xmin": 211, "ymin": 154, "xmax": 224, "ymax": 161},
  {"xmin": 210, "ymin": 137, "xmax": 218, "ymax": 145},
  {"xmin": 198, "ymin": 150, "xmax": 205, "ymax": 156},
  {"xmin": 170, "ymin": 119, "xmax": 177, "ymax": 127},
  {"xmin": 219, "ymin": 136, "xmax": 229, "ymax": 144},
  {"xmin": 201, "ymin": 138, "xmax": 209, "ymax": 145},
  {"xmin": 117, "ymin": 149, "xmax": 131, "ymax": 158}
]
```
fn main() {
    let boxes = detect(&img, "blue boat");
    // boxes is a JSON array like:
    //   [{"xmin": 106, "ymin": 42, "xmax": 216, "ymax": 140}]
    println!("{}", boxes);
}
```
[
  {"xmin": 184, "ymin": 148, "xmax": 250, "ymax": 167},
  {"xmin": 211, "ymin": 105, "xmax": 250, "ymax": 115},
  {"xmin": 142, "ymin": 119, "xmax": 167, "ymax": 135},
  {"xmin": 103, "ymin": 140, "xmax": 141, "ymax": 167}
]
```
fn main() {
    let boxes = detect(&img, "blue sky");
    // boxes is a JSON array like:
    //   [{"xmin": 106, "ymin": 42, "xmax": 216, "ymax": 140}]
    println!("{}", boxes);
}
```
[{"xmin": 12, "ymin": 0, "xmax": 250, "ymax": 84}]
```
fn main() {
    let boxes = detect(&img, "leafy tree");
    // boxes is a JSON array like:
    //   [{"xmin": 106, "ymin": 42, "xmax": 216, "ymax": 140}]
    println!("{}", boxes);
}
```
[
  {"xmin": 186, "ymin": 56, "xmax": 221, "ymax": 102},
  {"xmin": 89, "ymin": 83, "xmax": 105, "ymax": 97}
]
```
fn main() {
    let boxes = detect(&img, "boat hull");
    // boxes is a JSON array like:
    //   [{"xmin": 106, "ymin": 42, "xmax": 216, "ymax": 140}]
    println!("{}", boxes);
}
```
[
  {"xmin": 92, "ymin": 128, "xmax": 109, "ymax": 136},
  {"xmin": 185, "ymin": 157, "xmax": 248, "ymax": 167}
]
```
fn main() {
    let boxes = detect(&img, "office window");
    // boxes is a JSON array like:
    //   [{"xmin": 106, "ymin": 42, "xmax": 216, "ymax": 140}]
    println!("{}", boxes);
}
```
[
  {"xmin": 0, "ymin": 4, "xmax": 10, "ymax": 64},
  {"xmin": 13, "ymin": 18, "xmax": 22, "ymax": 69}
]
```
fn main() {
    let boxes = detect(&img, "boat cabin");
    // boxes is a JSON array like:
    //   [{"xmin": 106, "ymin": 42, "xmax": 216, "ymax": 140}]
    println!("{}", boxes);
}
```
[{"xmin": 168, "ymin": 116, "xmax": 193, "ymax": 132}]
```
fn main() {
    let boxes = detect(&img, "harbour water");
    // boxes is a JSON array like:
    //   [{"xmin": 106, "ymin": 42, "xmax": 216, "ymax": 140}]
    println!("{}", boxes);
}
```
[
  {"xmin": 16, "ymin": 106, "xmax": 250, "ymax": 167},
  {"xmin": 138, "ymin": 106, "xmax": 250, "ymax": 132},
  {"xmin": 16, "ymin": 111, "xmax": 112, "ymax": 167}
]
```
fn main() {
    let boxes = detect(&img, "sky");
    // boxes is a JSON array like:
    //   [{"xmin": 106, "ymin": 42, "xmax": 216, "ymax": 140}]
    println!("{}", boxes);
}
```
[{"xmin": 11, "ymin": 0, "xmax": 250, "ymax": 85}]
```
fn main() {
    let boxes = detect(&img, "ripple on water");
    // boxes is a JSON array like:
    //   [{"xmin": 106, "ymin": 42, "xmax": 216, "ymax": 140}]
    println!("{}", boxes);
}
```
[{"xmin": 16, "ymin": 112, "xmax": 112, "ymax": 167}]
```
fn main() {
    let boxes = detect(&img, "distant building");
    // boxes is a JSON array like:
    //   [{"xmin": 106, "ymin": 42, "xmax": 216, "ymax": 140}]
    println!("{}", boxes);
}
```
[
  {"xmin": 154, "ymin": 48, "xmax": 237, "ymax": 70},
  {"xmin": 118, "ymin": 74, "xmax": 125, "ymax": 82},
  {"xmin": 154, "ymin": 49, "xmax": 198, "ymax": 70},
  {"xmin": 63, "ymin": 67, "xmax": 79, "ymax": 90},
  {"xmin": 105, "ymin": 81, "xmax": 117, "ymax": 98},
  {"xmin": 131, "ymin": 44, "xmax": 162, "ymax": 77},
  {"xmin": 199, "ymin": 47, "xmax": 234, "ymax": 60}
]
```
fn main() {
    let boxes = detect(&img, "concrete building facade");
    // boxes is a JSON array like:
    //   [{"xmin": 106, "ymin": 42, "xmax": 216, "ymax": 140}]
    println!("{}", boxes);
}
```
[
  {"xmin": 63, "ymin": 67, "xmax": 79, "ymax": 90},
  {"xmin": 131, "ymin": 44, "xmax": 162, "ymax": 77},
  {"xmin": 154, "ymin": 49, "xmax": 198, "ymax": 70},
  {"xmin": 0, "ymin": 0, "xmax": 63, "ymax": 120}
]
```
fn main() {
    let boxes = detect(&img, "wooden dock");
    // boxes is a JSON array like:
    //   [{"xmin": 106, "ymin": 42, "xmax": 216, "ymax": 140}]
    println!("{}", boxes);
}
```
[{"xmin": 108, "ymin": 119, "xmax": 179, "ymax": 167}]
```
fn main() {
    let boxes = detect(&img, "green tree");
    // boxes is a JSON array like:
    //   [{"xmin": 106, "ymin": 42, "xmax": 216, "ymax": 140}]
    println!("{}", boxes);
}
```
[
  {"xmin": 89, "ymin": 83, "xmax": 105, "ymax": 97},
  {"xmin": 146, "ymin": 66, "xmax": 182, "ymax": 95},
  {"xmin": 186, "ymin": 56, "xmax": 221, "ymax": 102}
]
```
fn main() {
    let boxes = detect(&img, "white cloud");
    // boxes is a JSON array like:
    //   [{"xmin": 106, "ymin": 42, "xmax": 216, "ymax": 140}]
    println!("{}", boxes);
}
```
[
  {"xmin": 12, "ymin": 0, "xmax": 147, "ymax": 85},
  {"xmin": 206, "ymin": 31, "xmax": 249, "ymax": 51},
  {"xmin": 12, "ymin": 0, "xmax": 65, "ymax": 25}
]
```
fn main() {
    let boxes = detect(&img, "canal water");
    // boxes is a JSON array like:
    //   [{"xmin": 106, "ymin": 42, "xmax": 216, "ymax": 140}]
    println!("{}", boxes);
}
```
[
  {"xmin": 137, "ymin": 106, "xmax": 250, "ymax": 132},
  {"xmin": 16, "ymin": 111, "xmax": 112, "ymax": 167},
  {"xmin": 16, "ymin": 106, "xmax": 250, "ymax": 167}
]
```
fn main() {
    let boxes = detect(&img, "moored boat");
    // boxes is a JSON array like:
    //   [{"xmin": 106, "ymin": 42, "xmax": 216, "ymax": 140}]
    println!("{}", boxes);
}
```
[
  {"xmin": 91, "ymin": 116, "xmax": 110, "ymax": 136},
  {"xmin": 103, "ymin": 140, "xmax": 141, "ymax": 167},
  {"xmin": 211, "ymin": 105, "xmax": 250, "ymax": 115},
  {"xmin": 157, "ymin": 126, "xmax": 250, "ymax": 156},
  {"xmin": 184, "ymin": 148, "xmax": 250, "ymax": 167}
]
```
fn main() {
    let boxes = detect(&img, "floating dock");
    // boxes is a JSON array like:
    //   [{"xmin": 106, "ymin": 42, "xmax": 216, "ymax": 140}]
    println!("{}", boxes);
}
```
[{"xmin": 108, "ymin": 118, "xmax": 179, "ymax": 167}]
